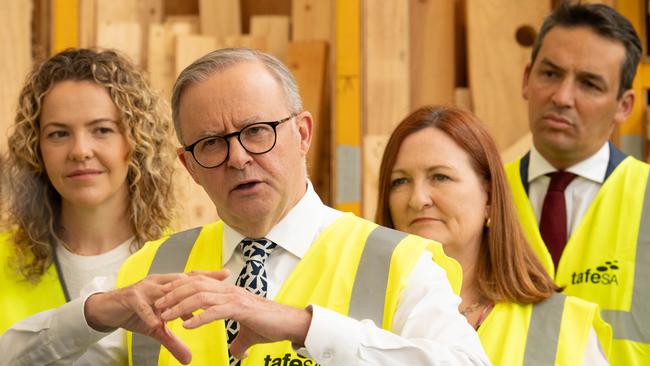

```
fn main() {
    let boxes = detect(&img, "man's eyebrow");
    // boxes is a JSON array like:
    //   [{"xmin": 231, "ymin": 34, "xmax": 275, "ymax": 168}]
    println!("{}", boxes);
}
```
[{"xmin": 539, "ymin": 58, "xmax": 563, "ymax": 70}]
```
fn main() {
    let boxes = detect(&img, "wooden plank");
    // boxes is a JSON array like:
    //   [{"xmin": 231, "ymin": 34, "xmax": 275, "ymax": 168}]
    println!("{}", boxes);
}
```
[
  {"xmin": 292, "ymin": 0, "xmax": 332, "ymax": 41},
  {"xmin": 410, "ymin": 0, "xmax": 455, "ymax": 109},
  {"xmin": 223, "ymin": 35, "xmax": 268, "ymax": 51},
  {"xmin": 137, "ymin": 0, "xmax": 164, "ymax": 68},
  {"xmin": 363, "ymin": 0, "xmax": 409, "ymax": 219},
  {"xmin": 174, "ymin": 34, "xmax": 218, "ymax": 77},
  {"xmin": 147, "ymin": 16, "xmax": 200, "ymax": 99},
  {"xmin": 0, "ymin": 1, "xmax": 31, "ymax": 154},
  {"xmin": 199, "ymin": 0, "xmax": 240, "ymax": 42},
  {"xmin": 96, "ymin": 21, "xmax": 142, "ymax": 65},
  {"xmin": 241, "ymin": 0, "xmax": 291, "ymax": 33},
  {"xmin": 467, "ymin": 0, "xmax": 549, "ymax": 150},
  {"xmin": 51, "ymin": 0, "xmax": 79, "ymax": 53},
  {"xmin": 96, "ymin": 0, "xmax": 136, "ymax": 22},
  {"xmin": 33, "ymin": 0, "xmax": 50, "ymax": 59},
  {"xmin": 79, "ymin": 0, "xmax": 96, "ymax": 48},
  {"xmin": 287, "ymin": 41, "xmax": 330, "ymax": 203},
  {"xmin": 454, "ymin": 87, "xmax": 473, "ymax": 111},
  {"xmin": 250, "ymin": 15, "xmax": 290, "ymax": 61},
  {"xmin": 164, "ymin": 0, "xmax": 198, "ymax": 15},
  {"xmin": 334, "ymin": 0, "xmax": 362, "ymax": 214},
  {"xmin": 172, "ymin": 169, "xmax": 219, "ymax": 231},
  {"xmin": 95, "ymin": 0, "xmax": 162, "ymax": 67}
]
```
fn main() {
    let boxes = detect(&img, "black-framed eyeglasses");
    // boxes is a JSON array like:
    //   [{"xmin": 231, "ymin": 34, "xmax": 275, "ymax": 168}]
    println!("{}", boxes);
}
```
[{"xmin": 184, "ymin": 114, "xmax": 296, "ymax": 168}]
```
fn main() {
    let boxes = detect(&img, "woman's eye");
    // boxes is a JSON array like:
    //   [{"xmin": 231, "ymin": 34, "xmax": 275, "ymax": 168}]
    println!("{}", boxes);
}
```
[
  {"xmin": 95, "ymin": 127, "xmax": 115, "ymax": 134},
  {"xmin": 390, "ymin": 177, "xmax": 408, "ymax": 187},
  {"xmin": 47, "ymin": 130, "xmax": 68, "ymax": 139},
  {"xmin": 432, "ymin": 174, "xmax": 450, "ymax": 182}
]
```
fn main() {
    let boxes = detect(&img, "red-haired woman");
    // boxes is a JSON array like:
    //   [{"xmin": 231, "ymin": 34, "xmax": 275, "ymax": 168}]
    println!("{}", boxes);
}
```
[{"xmin": 376, "ymin": 105, "xmax": 610, "ymax": 365}]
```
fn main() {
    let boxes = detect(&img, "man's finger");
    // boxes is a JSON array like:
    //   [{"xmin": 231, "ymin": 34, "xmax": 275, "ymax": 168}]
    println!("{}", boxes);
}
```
[{"xmin": 229, "ymin": 328, "xmax": 254, "ymax": 360}]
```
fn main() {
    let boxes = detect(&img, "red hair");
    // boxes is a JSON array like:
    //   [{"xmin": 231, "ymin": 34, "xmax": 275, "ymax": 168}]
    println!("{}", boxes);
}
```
[{"xmin": 376, "ymin": 105, "xmax": 557, "ymax": 304}]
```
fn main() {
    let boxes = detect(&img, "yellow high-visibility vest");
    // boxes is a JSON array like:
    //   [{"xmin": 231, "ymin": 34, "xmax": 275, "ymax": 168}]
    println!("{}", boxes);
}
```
[
  {"xmin": 116, "ymin": 213, "xmax": 461, "ymax": 366},
  {"xmin": 506, "ymin": 150, "xmax": 650, "ymax": 365},
  {"xmin": 479, "ymin": 293, "xmax": 611, "ymax": 365},
  {"xmin": 0, "ymin": 232, "xmax": 67, "ymax": 334}
]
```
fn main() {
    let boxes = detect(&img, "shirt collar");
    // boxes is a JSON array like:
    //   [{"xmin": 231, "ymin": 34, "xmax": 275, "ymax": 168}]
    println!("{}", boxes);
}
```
[
  {"xmin": 528, "ymin": 142, "xmax": 609, "ymax": 184},
  {"xmin": 221, "ymin": 180, "xmax": 328, "ymax": 265}
]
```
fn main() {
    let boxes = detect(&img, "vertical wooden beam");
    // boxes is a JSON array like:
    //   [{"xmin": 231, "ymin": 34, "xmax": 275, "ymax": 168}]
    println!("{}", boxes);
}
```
[
  {"xmin": 0, "ymin": 1, "xmax": 31, "ymax": 153},
  {"xmin": 363, "ymin": 0, "xmax": 409, "ymax": 219},
  {"xmin": 198, "ymin": 0, "xmax": 240, "ymax": 42},
  {"xmin": 287, "ymin": 41, "xmax": 331, "ymax": 203},
  {"xmin": 334, "ymin": 0, "xmax": 362, "ymax": 215},
  {"xmin": 51, "ymin": 0, "xmax": 79, "ymax": 53},
  {"xmin": 250, "ymin": 15, "xmax": 290, "ymax": 60},
  {"xmin": 292, "ymin": 0, "xmax": 332, "ymax": 41},
  {"xmin": 467, "ymin": 0, "xmax": 549, "ymax": 151},
  {"xmin": 293, "ymin": 1, "xmax": 333, "ymax": 204},
  {"xmin": 617, "ymin": 0, "xmax": 648, "ymax": 159},
  {"xmin": 240, "ymin": 0, "xmax": 291, "ymax": 33},
  {"xmin": 79, "ymin": 0, "xmax": 96, "ymax": 48},
  {"xmin": 410, "ymin": 0, "xmax": 456, "ymax": 109}
]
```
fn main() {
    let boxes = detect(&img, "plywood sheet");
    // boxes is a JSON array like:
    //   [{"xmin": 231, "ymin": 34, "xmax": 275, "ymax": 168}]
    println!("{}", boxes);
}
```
[
  {"xmin": 96, "ymin": 0, "xmax": 136, "ymax": 22},
  {"xmin": 79, "ymin": 0, "xmax": 96, "ymax": 48},
  {"xmin": 137, "ymin": 0, "xmax": 164, "ymax": 68},
  {"xmin": 0, "ymin": 1, "xmax": 31, "ymax": 154},
  {"xmin": 410, "ymin": 0, "xmax": 455, "ymax": 109},
  {"xmin": 287, "ymin": 41, "xmax": 330, "ymax": 203},
  {"xmin": 96, "ymin": 21, "xmax": 142, "ymax": 65},
  {"xmin": 174, "ymin": 34, "xmax": 218, "ymax": 77},
  {"xmin": 199, "ymin": 0, "xmax": 240, "ymax": 41},
  {"xmin": 147, "ymin": 16, "xmax": 199, "ymax": 99},
  {"xmin": 363, "ymin": 0, "xmax": 409, "ymax": 219},
  {"xmin": 250, "ymin": 15, "xmax": 290, "ymax": 61},
  {"xmin": 164, "ymin": 0, "xmax": 198, "ymax": 15},
  {"xmin": 292, "ymin": 0, "xmax": 332, "ymax": 41},
  {"xmin": 223, "ymin": 35, "xmax": 268, "ymax": 51},
  {"xmin": 241, "ymin": 0, "xmax": 291, "ymax": 33},
  {"xmin": 95, "ymin": 0, "xmax": 162, "ymax": 67},
  {"xmin": 467, "ymin": 0, "xmax": 549, "ymax": 150},
  {"xmin": 171, "ymin": 166, "xmax": 219, "ymax": 231}
]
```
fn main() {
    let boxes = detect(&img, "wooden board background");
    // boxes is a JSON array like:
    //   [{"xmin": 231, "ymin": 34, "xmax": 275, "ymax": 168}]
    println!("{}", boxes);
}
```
[
  {"xmin": 410, "ymin": 0, "xmax": 456, "ymax": 109},
  {"xmin": 0, "ymin": 1, "xmax": 32, "ymax": 155},
  {"xmin": 467, "ymin": 0, "xmax": 549, "ymax": 151},
  {"xmin": 363, "ymin": 0, "xmax": 409, "ymax": 219}
]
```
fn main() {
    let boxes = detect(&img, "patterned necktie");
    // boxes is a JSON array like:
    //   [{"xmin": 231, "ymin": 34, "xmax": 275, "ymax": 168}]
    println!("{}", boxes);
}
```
[
  {"xmin": 539, "ymin": 171, "xmax": 577, "ymax": 269},
  {"xmin": 226, "ymin": 238, "xmax": 277, "ymax": 365}
]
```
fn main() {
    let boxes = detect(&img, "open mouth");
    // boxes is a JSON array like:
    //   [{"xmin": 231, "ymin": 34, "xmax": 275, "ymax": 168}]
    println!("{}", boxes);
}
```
[{"xmin": 234, "ymin": 181, "xmax": 260, "ymax": 191}]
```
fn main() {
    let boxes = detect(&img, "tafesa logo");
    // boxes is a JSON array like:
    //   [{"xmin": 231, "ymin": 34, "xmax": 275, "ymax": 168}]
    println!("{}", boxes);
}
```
[{"xmin": 571, "ymin": 260, "xmax": 619, "ymax": 285}]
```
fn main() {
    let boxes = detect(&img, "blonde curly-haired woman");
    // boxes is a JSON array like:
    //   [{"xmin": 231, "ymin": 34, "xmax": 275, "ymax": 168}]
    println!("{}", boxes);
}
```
[{"xmin": 0, "ymin": 48, "xmax": 177, "ymax": 364}]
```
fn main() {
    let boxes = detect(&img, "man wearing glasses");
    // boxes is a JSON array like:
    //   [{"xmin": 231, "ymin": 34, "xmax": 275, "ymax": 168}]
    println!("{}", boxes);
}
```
[{"xmin": 32, "ymin": 49, "xmax": 489, "ymax": 365}]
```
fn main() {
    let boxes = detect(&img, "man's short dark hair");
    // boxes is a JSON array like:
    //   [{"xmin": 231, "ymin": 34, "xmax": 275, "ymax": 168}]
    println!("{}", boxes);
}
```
[{"xmin": 530, "ymin": 1, "xmax": 641, "ymax": 98}]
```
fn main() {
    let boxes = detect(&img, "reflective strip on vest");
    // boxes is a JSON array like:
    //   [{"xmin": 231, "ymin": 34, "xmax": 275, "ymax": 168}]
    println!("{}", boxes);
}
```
[
  {"xmin": 601, "ymin": 171, "xmax": 650, "ymax": 343},
  {"xmin": 523, "ymin": 293, "xmax": 566, "ymax": 364},
  {"xmin": 132, "ymin": 227, "xmax": 202, "ymax": 366},
  {"xmin": 349, "ymin": 225, "xmax": 407, "ymax": 327}
]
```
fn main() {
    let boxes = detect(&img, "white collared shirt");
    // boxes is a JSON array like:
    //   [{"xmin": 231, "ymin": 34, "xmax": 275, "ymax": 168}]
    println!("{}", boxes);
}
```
[
  {"xmin": 528, "ymin": 142, "xmax": 609, "ymax": 235},
  {"xmin": 0, "ymin": 182, "xmax": 489, "ymax": 365}
]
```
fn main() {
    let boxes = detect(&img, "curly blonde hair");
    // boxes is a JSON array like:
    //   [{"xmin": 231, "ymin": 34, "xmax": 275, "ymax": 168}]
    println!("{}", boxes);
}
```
[{"xmin": 2, "ymin": 48, "xmax": 176, "ymax": 282}]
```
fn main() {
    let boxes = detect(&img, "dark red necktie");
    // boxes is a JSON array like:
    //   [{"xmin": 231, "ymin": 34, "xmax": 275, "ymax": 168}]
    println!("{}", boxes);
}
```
[{"xmin": 539, "ymin": 171, "xmax": 577, "ymax": 268}]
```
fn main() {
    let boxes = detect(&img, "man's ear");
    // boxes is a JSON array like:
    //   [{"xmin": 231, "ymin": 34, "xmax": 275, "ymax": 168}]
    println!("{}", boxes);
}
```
[
  {"xmin": 613, "ymin": 89, "xmax": 635, "ymax": 126},
  {"xmin": 522, "ymin": 63, "xmax": 532, "ymax": 101},
  {"xmin": 295, "ymin": 111, "xmax": 313, "ymax": 156},
  {"xmin": 177, "ymin": 147, "xmax": 201, "ymax": 184}
]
